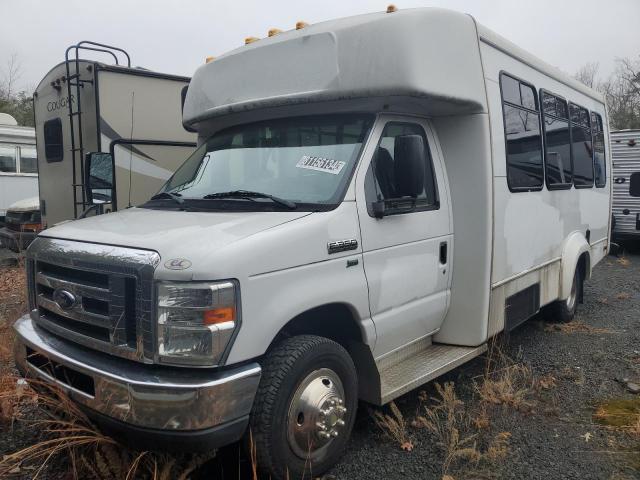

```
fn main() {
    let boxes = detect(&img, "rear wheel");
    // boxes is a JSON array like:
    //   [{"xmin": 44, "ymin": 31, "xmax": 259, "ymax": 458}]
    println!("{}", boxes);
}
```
[
  {"xmin": 249, "ymin": 335, "xmax": 358, "ymax": 480},
  {"xmin": 551, "ymin": 266, "xmax": 582, "ymax": 322}
]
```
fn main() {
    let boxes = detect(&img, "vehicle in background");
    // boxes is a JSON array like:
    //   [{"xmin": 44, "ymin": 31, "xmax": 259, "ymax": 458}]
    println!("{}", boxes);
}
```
[
  {"xmin": 14, "ymin": 9, "xmax": 612, "ymax": 479},
  {"xmin": 0, "ymin": 113, "xmax": 39, "ymax": 223},
  {"xmin": 611, "ymin": 129, "xmax": 640, "ymax": 243},
  {"xmin": 34, "ymin": 42, "xmax": 196, "ymax": 227},
  {"xmin": 0, "ymin": 197, "xmax": 42, "ymax": 251}
]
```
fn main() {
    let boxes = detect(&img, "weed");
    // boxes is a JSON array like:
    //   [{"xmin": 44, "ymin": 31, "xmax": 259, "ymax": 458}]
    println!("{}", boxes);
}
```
[
  {"xmin": 372, "ymin": 401, "xmax": 414, "ymax": 451},
  {"xmin": 476, "ymin": 363, "xmax": 535, "ymax": 412},
  {"xmin": 545, "ymin": 321, "xmax": 613, "ymax": 335},
  {"xmin": 616, "ymin": 292, "xmax": 632, "ymax": 300},
  {"xmin": 617, "ymin": 256, "xmax": 631, "ymax": 267}
]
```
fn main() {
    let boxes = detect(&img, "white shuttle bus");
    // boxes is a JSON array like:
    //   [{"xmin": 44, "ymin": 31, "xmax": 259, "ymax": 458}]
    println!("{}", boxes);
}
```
[
  {"xmin": 34, "ymin": 42, "xmax": 196, "ymax": 227},
  {"xmin": 14, "ymin": 8, "xmax": 611, "ymax": 479}
]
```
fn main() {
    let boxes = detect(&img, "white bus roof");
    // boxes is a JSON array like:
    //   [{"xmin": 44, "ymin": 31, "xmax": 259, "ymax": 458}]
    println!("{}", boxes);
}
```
[{"xmin": 184, "ymin": 7, "xmax": 603, "ymax": 127}]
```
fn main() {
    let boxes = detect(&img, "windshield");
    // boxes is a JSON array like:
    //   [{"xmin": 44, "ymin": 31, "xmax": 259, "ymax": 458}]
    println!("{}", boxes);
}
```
[{"xmin": 155, "ymin": 114, "xmax": 373, "ymax": 210}]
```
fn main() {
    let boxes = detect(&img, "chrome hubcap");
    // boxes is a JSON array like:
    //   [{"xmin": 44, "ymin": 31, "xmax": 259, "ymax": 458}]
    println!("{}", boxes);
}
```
[{"xmin": 287, "ymin": 368, "xmax": 347, "ymax": 460}]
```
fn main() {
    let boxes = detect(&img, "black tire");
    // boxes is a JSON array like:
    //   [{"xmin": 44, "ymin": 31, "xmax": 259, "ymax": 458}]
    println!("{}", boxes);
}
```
[
  {"xmin": 249, "ymin": 335, "xmax": 358, "ymax": 480},
  {"xmin": 550, "ymin": 266, "xmax": 582, "ymax": 323}
]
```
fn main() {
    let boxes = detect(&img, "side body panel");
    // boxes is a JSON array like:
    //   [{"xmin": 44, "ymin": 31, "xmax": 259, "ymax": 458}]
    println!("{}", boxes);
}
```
[
  {"xmin": 0, "ymin": 125, "xmax": 38, "ymax": 217},
  {"xmin": 480, "ymin": 39, "xmax": 611, "ymax": 335}
]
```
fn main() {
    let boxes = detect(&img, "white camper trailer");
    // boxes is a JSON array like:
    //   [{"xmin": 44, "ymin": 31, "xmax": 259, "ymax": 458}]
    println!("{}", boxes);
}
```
[
  {"xmin": 0, "ymin": 114, "xmax": 38, "ymax": 220},
  {"xmin": 15, "ymin": 9, "xmax": 612, "ymax": 479},
  {"xmin": 611, "ymin": 129, "xmax": 640, "ymax": 242},
  {"xmin": 34, "ymin": 42, "xmax": 196, "ymax": 227}
]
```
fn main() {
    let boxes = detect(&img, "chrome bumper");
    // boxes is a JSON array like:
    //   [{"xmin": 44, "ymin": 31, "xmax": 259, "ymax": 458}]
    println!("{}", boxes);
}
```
[{"xmin": 14, "ymin": 315, "xmax": 261, "ymax": 436}]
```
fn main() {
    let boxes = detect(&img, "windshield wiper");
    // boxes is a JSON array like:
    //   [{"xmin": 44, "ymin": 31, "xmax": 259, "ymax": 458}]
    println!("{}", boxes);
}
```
[
  {"xmin": 150, "ymin": 191, "xmax": 184, "ymax": 205},
  {"xmin": 202, "ymin": 190, "xmax": 296, "ymax": 209}
]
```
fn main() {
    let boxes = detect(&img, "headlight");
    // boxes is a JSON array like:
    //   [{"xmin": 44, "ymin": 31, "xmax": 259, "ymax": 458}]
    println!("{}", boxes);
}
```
[{"xmin": 157, "ymin": 281, "xmax": 238, "ymax": 366}]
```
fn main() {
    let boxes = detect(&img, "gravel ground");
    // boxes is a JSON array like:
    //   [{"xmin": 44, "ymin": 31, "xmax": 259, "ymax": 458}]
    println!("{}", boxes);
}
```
[{"xmin": 2, "ymin": 247, "xmax": 640, "ymax": 479}]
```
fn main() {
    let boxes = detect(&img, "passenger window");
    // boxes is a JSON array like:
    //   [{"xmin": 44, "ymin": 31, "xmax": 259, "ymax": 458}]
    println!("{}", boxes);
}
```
[
  {"xmin": 365, "ymin": 122, "xmax": 439, "ymax": 217},
  {"xmin": 541, "ymin": 91, "xmax": 572, "ymax": 188},
  {"xmin": 591, "ymin": 112, "xmax": 606, "ymax": 188},
  {"xmin": 44, "ymin": 118, "xmax": 63, "ymax": 162},
  {"xmin": 569, "ymin": 104, "xmax": 593, "ymax": 188},
  {"xmin": 19, "ymin": 146, "xmax": 38, "ymax": 174},
  {"xmin": 500, "ymin": 73, "xmax": 543, "ymax": 191},
  {"xmin": 0, "ymin": 145, "xmax": 17, "ymax": 172}
]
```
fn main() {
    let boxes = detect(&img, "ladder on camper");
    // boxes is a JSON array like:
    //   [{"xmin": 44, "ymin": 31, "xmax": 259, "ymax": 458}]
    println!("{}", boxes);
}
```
[{"xmin": 64, "ymin": 41, "xmax": 131, "ymax": 218}]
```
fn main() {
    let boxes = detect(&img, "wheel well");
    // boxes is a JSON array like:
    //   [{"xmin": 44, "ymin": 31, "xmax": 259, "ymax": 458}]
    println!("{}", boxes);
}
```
[
  {"xmin": 577, "ymin": 251, "xmax": 590, "ymax": 281},
  {"xmin": 270, "ymin": 303, "xmax": 365, "ymax": 351},
  {"xmin": 267, "ymin": 303, "xmax": 381, "ymax": 404}
]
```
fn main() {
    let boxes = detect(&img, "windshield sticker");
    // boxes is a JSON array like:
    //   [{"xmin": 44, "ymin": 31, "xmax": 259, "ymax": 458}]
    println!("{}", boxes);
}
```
[{"xmin": 296, "ymin": 155, "xmax": 346, "ymax": 175}]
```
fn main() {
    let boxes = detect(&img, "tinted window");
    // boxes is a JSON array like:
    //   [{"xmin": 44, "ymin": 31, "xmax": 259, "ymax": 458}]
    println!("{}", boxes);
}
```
[
  {"xmin": 19, "ymin": 146, "xmax": 38, "ymax": 174},
  {"xmin": 570, "ymin": 104, "xmax": 593, "ymax": 187},
  {"xmin": 0, "ymin": 145, "xmax": 16, "ymax": 172},
  {"xmin": 500, "ymin": 74, "xmax": 543, "ymax": 190},
  {"xmin": 365, "ymin": 122, "xmax": 438, "ymax": 216},
  {"xmin": 591, "ymin": 112, "xmax": 606, "ymax": 188},
  {"xmin": 541, "ymin": 92, "xmax": 572, "ymax": 188},
  {"xmin": 44, "ymin": 118, "xmax": 63, "ymax": 162}
]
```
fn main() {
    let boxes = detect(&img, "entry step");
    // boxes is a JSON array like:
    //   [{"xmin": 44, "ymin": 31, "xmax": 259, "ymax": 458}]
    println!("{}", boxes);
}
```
[{"xmin": 379, "ymin": 343, "xmax": 487, "ymax": 404}]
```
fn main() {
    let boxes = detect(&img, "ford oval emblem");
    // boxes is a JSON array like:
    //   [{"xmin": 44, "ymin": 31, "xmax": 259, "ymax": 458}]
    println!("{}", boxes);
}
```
[
  {"xmin": 52, "ymin": 289, "xmax": 77, "ymax": 310},
  {"xmin": 164, "ymin": 258, "xmax": 192, "ymax": 270}
]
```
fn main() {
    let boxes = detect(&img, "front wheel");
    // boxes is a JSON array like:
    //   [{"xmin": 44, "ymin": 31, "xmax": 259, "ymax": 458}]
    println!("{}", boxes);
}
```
[
  {"xmin": 550, "ymin": 266, "xmax": 582, "ymax": 322},
  {"xmin": 249, "ymin": 335, "xmax": 358, "ymax": 479}
]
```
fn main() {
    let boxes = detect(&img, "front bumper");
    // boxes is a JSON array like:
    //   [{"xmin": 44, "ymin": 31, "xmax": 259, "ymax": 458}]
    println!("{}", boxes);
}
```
[
  {"xmin": 13, "ymin": 315, "xmax": 261, "ymax": 450},
  {"xmin": 0, "ymin": 227, "xmax": 37, "ymax": 252}
]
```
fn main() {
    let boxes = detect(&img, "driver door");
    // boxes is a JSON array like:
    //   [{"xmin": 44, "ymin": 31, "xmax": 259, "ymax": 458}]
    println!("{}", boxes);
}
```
[{"xmin": 355, "ymin": 115, "xmax": 453, "ymax": 357}]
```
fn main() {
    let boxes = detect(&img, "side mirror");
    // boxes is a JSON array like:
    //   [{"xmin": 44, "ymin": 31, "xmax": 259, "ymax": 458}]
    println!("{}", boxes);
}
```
[
  {"xmin": 181, "ymin": 85, "xmax": 197, "ymax": 133},
  {"xmin": 630, "ymin": 172, "xmax": 640, "ymax": 197},
  {"xmin": 394, "ymin": 135, "xmax": 426, "ymax": 197},
  {"xmin": 85, "ymin": 152, "xmax": 114, "ymax": 205}
]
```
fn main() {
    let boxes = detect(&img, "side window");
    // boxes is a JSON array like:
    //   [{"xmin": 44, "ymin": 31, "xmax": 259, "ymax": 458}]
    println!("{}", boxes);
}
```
[
  {"xmin": 541, "ymin": 91, "xmax": 572, "ymax": 188},
  {"xmin": 0, "ymin": 145, "xmax": 17, "ymax": 172},
  {"xmin": 44, "ymin": 118, "xmax": 63, "ymax": 162},
  {"xmin": 365, "ymin": 122, "xmax": 439, "ymax": 216},
  {"xmin": 570, "ymin": 103, "xmax": 593, "ymax": 188},
  {"xmin": 19, "ymin": 146, "xmax": 38, "ymax": 174},
  {"xmin": 591, "ymin": 112, "xmax": 606, "ymax": 188},
  {"xmin": 500, "ymin": 73, "xmax": 543, "ymax": 191}
]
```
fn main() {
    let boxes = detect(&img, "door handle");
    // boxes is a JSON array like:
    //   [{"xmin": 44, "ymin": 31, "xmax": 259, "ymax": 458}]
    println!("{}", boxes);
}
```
[{"xmin": 439, "ymin": 242, "xmax": 447, "ymax": 265}]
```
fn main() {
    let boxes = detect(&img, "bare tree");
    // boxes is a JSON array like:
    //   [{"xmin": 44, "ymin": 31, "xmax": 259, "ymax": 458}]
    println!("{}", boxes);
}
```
[
  {"xmin": 1, "ymin": 53, "xmax": 22, "ymax": 100},
  {"xmin": 574, "ymin": 62, "xmax": 600, "ymax": 89}
]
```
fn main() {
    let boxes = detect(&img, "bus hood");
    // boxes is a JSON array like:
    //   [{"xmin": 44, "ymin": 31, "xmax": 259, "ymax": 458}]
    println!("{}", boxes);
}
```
[{"xmin": 39, "ymin": 207, "xmax": 312, "ymax": 273}]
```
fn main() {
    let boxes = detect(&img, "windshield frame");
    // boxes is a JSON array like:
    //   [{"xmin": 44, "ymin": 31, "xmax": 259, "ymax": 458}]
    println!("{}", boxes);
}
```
[{"xmin": 142, "ymin": 113, "xmax": 375, "ymax": 213}]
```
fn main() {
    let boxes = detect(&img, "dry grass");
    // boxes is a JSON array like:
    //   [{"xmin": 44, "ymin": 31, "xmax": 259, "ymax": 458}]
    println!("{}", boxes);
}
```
[
  {"xmin": 372, "ymin": 401, "xmax": 414, "ymax": 451},
  {"xmin": 545, "ymin": 320, "xmax": 613, "ymax": 335},
  {"xmin": 0, "ymin": 375, "xmax": 216, "ymax": 479},
  {"xmin": 617, "ymin": 256, "xmax": 631, "ymax": 267},
  {"xmin": 616, "ymin": 292, "xmax": 632, "ymax": 300}
]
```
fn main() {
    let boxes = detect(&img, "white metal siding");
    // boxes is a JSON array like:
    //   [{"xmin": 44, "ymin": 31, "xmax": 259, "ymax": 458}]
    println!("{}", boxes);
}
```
[{"xmin": 611, "ymin": 130, "xmax": 640, "ymax": 238}]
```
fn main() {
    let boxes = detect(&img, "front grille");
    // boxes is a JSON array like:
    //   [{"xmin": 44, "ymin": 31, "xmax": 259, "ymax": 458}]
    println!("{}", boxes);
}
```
[{"xmin": 27, "ymin": 237, "xmax": 159, "ymax": 363}]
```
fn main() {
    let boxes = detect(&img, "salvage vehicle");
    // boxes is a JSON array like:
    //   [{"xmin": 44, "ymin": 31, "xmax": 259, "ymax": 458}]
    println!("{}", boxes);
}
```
[
  {"xmin": 611, "ymin": 129, "xmax": 640, "ymax": 243},
  {"xmin": 0, "ymin": 113, "xmax": 38, "ymax": 223},
  {"xmin": 34, "ymin": 41, "xmax": 196, "ymax": 227},
  {"xmin": 0, "ymin": 197, "xmax": 42, "ymax": 251},
  {"xmin": 14, "ymin": 7, "xmax": 612, "ymax": 479}
]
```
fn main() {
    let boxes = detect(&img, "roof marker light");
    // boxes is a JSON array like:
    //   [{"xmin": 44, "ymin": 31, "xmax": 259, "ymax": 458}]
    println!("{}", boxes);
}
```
[
  {"xmin": 296, "ymin": 21, "xmax": 308, "ymax": 30},
  {"xmin": 268, "ymin": 28, "xmax": 282, "ymax": 37},
  {"xmin": 387, "ymin": 4, "xmax": 398, "ymax": 12},
  {"xmin": 205, "ymin": 56, "xmax": 215, "ymax": 63},
  {"xmin": 245, "ymin": 36, "xmax": 260, "ymax": 45}
]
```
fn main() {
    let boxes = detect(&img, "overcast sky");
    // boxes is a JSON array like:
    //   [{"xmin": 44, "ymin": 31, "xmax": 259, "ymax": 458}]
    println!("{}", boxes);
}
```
[{"xmin": 1, "ymin": 0, "xmax": 638, "ymax": 92}]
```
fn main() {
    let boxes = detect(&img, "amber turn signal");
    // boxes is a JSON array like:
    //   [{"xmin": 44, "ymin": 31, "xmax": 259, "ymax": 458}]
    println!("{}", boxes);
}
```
[{"xmin": 203, "ymin": 307, "xmax": 236, "ymax": 325}]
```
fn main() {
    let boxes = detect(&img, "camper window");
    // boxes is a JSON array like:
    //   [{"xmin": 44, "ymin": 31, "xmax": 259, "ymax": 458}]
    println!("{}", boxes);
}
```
[
  {"xmin": 591, "ymin": 112, "xmax": 606, "ymax": 188},
  {"xmin": 0, "ymin": 145, "xmax": 17, "ymax": 173},
  {"xmin": 19, "ymin": 146, "xmax": 37, "ymax": 174},
  {"xmin": 365, "ymin": 122, "xmax": 439, "ymax": 217},
  {"xmin": 569, "ymin": 103, "xmax": 594, "ymax": 188},
  {"xmin": 44, "ymin": 118, "xmax": 63, "ymax": 162},
  {"xmin": 500, "ymin": 73, "xmax": 543, "ymax": 192},
  {"xmin": 541, "ymin": 91, "xmax": 572, "ymax": 189}
]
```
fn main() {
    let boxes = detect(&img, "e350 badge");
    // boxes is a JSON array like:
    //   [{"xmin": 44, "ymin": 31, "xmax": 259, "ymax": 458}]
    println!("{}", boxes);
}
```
[{"xmin": 164, "ymin": 258, "xmax": 192, "ymax": 270}]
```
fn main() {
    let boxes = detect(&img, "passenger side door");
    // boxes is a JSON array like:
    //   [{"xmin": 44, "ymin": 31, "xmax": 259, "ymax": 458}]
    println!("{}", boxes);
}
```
[{"xmin": 355, "ymin": 115, "xmax": 453, "ymax": 356}]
